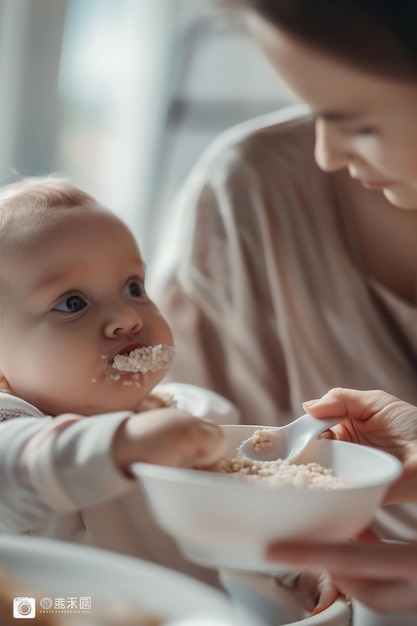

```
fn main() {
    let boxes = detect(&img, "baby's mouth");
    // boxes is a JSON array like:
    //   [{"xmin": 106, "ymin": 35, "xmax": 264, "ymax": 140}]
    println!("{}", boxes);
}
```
[{"xmin": 111, "ymin": 343, "xmax": 175, "ymax": 374}]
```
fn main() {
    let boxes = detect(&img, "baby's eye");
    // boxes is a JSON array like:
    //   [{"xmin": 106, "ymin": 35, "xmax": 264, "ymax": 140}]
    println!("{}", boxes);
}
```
[
  {"xmin": 125, "ymin": 281, "xmax": 143, "ymax": 298},
  {"xmin": 54, "ymin": 295, "xmax": 87, "ymax": 313}
]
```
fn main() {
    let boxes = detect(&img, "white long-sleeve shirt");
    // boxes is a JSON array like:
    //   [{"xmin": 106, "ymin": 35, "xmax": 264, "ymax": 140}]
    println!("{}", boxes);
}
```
[{"xmin": 0, "ymin": 383, "xmax": 240, "ymax": 586}]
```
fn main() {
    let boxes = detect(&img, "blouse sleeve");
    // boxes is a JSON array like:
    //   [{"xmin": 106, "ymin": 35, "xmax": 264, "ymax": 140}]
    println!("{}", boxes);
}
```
[{"xmin": 0, "ymin": 393, "xmax": 133, "ymax": 533}]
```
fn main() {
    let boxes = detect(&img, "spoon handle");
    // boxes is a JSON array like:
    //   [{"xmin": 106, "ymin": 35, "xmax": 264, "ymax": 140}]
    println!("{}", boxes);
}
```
[{"xmin": 292, "ymin": 413, "xmax": 341, "ymax": 438}]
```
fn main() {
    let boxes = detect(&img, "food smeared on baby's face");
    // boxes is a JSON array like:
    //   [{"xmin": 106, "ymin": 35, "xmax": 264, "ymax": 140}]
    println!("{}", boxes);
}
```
[{"xmin": 111, "ymin": 344, "xmax": 176, "ymax": 374}]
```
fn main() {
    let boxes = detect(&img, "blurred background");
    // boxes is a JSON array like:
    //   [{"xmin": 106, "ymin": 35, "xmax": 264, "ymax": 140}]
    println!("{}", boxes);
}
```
[{"xmin": 0, "ymin": 0, "xmax": 294, "ymax": 262}]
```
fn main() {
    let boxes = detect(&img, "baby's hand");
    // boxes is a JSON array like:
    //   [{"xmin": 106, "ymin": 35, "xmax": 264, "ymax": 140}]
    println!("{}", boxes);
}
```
[{"xmin": 112, "ymin": 408, "xmax": 227, "ymax": 473}]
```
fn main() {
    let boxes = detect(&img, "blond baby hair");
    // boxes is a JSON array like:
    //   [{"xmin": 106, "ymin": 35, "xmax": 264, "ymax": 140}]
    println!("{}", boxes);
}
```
[{"xmin": 0, "ymin": 177, "xmax": 104, "ymax": 252}]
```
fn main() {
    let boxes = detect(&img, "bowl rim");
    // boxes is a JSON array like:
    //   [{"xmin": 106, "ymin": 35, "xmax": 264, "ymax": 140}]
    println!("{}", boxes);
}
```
[{"xmin": 132, "ymin": 438, "xmax": 402, "ymax": 493}]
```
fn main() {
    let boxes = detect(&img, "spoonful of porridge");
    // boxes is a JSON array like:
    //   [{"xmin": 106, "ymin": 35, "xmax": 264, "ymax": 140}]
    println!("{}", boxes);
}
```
[{"xmin": 238, "ymin": 414, "xmax": 342, "ymax": 463}]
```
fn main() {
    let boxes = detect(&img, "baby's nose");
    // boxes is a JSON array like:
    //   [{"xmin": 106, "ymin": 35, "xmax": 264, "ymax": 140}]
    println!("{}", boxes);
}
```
[{"xmin": 104, "ymin": 305, "xmax": 143, "ymax": 337}]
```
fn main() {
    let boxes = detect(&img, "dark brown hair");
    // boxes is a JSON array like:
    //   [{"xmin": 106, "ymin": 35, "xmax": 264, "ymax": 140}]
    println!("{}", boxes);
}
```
[{"xmin": 225, "ymin": 0, "xmax": 417, "ymax": 80}]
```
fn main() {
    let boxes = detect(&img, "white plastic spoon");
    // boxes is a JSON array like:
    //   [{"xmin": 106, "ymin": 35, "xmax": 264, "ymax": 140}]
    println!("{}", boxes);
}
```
[{"xmin": 237, "ymin": 414, "xmax": 342, "ymax": 462}]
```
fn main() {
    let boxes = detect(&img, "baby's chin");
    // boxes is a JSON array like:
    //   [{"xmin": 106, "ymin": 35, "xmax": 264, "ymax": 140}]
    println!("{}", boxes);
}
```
[
  {"xmin": 46, "ymin": 387, "xmax": 150, "ymax": 417},
  {"xmin": 88, "ymin": 388, "xmax": 151, "ymax": 415}
]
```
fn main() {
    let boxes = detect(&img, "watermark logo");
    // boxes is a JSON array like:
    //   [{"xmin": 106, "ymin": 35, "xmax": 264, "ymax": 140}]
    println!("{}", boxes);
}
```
[
  {"xmin": 13, "ymin": 597, "xmax": 36, "ymax": 619},
  {"xmin": 39, "ymin": 597, "xmax": 53, "ymax": 610},
  {"xmin": 12, "ymin": 596, "xmax": 93, "ymax": 618},
  {"xmin": 79, "ymin": 597, "xmax": 92, "ymax": 611}
]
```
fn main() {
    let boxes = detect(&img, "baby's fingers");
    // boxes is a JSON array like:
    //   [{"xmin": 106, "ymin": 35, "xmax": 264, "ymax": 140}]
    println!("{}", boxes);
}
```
[
  {"xmin": 178, "ymin": 417, "xmax": 227, "ymax": 468},
  {"xmin": 113, "ymin": 409, "xmax": 226, "ymax": 470}
]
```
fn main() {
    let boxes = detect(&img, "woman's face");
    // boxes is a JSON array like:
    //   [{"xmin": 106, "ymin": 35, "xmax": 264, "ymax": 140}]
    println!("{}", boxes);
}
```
[{"xmin": 249, "ymin": 13, "xmax": 417, "ymax": 209}]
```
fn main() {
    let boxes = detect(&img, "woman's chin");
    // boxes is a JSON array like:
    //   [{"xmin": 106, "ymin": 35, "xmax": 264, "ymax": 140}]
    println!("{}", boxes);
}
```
[{"xmin": 383, "ymin": 187, "xmax": 417, "ymax": 209}]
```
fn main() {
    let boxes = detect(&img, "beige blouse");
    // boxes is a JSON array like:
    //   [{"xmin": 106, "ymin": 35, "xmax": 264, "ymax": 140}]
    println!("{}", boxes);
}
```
[{"xmin": 151, "ymin": 105, "xmax": 417, "ymax": 542}]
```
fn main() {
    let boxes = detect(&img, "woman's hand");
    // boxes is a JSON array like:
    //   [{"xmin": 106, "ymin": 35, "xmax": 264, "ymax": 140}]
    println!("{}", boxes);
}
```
[
  {"xmin": 303, "ymin": 388, "xmax": 417, "ymax": 504},
  {"xmin": 277, "ymin": 569, "xmax": 341, "ymax": 615},
  {"xmin": 112, "ymin": 408, "xmax": 227, "ymax": 472},
  {"xmin": 266, "ymin": 532, "xmax": 417, "ymax": 613}
]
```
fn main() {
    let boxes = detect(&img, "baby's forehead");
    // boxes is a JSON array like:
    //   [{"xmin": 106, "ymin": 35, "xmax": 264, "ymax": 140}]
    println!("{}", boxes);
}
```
[
  {"xmin": 0, "ymin": 207, "xmax": 144, "ymax": 289},
  {"xmin": 1, "ymin": 203, "xmax": 121, "ymax": 251}
]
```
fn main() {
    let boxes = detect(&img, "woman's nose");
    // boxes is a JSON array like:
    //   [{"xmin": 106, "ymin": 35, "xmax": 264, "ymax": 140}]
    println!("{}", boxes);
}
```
[
  {"xmin": 103, "ymin": 304, "xmax": 143, "ymax": 338},
  {"xmin": 314, "ymin": 118, "xmax": 352, "ymax": 172}
]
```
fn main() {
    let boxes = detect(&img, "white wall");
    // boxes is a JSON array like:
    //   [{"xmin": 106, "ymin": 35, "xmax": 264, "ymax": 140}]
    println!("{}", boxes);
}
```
[{"xmin": 0, "ymin": 0, "xmax": 294, "ymax": 260}]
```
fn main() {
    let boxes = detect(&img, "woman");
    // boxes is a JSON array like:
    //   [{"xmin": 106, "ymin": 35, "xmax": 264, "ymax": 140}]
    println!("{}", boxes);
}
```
[
  {"xmin": 152, "ymin": 0, "xmax": 417, "ymax": 614},
  {"xmin": 227, "ymin": 1, "xmax": 417, "ymax": 613}
]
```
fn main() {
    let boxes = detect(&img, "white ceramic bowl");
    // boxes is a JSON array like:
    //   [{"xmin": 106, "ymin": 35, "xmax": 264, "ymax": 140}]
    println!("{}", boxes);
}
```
[
  {"xmin": 0, "ymin": 535, "xmax": 239, "ymax": 625},
  {"xmin": 132, "ymin": 424, "xmax": 402, "ymax": 573}
]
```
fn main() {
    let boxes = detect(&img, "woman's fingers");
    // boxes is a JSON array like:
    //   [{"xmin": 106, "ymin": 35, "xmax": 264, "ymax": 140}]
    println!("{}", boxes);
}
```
[
  {"xmin": 303, "ymin": 388, "xmax": 399, "ymax": 422},
  {"xmin": 311, "ymin": 571, "xmax": 340, "ymax": 615},
  {"xmin": 266, "ymin": 540, "xmax": 417, "ymax": 612},
  {"xmin": 265, "ymin": 541, "xmax": 417, "ymax": 579},
  {"xmin": 302, "ymin": 387, "xmax": 417, "ymax": 451},
  {"xmin": 332, "ymin": 577, "xmax": 417, "ymax": 613}
]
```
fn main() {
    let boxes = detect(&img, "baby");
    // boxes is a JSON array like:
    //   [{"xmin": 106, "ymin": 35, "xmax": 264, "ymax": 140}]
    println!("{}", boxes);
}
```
[{"xmin": 0, "ymin": 177, "xmax": 235, "ymax": 586}]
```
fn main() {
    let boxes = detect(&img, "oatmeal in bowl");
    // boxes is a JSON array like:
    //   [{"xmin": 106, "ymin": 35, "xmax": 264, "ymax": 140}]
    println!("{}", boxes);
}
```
[
  {"xmin": 132, "ymin": 424, "xmax": 402, "ymax": 573},
  {"xmin": 215, "ymin": 455, "xmax": 350, "ymax": 490}
]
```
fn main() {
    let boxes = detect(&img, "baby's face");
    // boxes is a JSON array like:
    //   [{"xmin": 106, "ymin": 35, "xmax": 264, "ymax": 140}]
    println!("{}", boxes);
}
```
[{"xmin": 0, "ymin": 210, "xmax": 174, "ymax": 416}]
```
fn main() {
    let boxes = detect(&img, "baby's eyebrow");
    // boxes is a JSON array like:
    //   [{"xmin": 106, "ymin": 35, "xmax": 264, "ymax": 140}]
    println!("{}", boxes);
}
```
[
  {"xmin": 32, "ymin": 265, "xmax": 88, "ymax": 294},
  {"xmin": 133, "ymin": 259, "xmax": 147, "ymax": 279},
  {"xmin": 134, "ymin": 256, "xmax": 146, "ymax": 272},
  {"xmin": 32, "ymin": 258, "xmax": 147, "ymax": 296}
]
